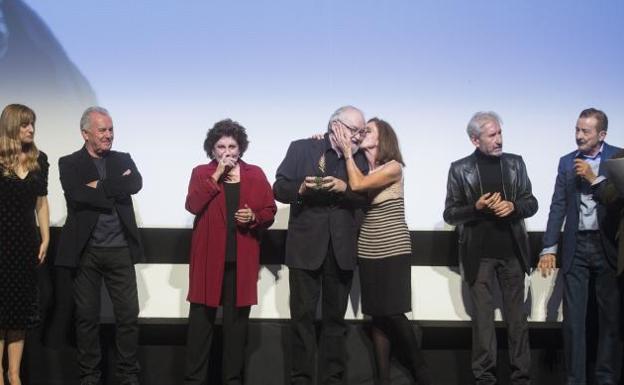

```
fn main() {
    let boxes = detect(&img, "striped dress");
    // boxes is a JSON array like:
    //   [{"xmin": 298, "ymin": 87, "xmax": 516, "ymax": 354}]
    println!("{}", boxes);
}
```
[{"xmin": 358, "ymin": 167, "xmax": 412, "ymax": 316}]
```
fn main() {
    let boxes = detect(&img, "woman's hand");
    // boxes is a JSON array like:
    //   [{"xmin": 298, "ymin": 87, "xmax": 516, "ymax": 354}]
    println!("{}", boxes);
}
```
[
  {"xmin": 212, "ymin": 156, "xmax": 238, "ymax": 182},
  {"xmin": 235, "ymin": 204, "xmax": 256, "ymax": 224},
  {"xmin": 35, "ymin": 196, "xmax": 50, "ymax": 265},
  {"xmin": 334, "ymin": 125, "xmax": 353, "ymax": 159},
  {"xmin": 37, "ymin": 240, "xmax": 49, "ymax": 265}
]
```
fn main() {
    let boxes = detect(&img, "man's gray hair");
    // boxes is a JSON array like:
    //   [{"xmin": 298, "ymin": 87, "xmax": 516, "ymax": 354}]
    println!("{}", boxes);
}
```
[
  {"xmin": 466, "ymin": 111, "xmax": 502, "ymax": 139},
  {"xmin": 80, "ymin": 106, "xmax": 110, "ymax": 132},
  {"xmin": 327, "ymin": 105, "xmax": 363, "ymax": 131}
]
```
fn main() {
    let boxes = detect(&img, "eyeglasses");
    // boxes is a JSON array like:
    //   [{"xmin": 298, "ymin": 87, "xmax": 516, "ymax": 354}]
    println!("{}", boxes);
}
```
[{"xmin": 337, "ymin": 119, "xmax": 367, "ymax": 137}]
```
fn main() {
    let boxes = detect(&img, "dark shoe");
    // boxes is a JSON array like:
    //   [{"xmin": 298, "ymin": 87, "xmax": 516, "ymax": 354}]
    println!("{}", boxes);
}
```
[
  {"xmin": 411, "ymin": 365, "xmax": 433, "ymax": 385},
  {"xmin": 80, "ymin": 375, "xmax": 102, "ymax": 385}
]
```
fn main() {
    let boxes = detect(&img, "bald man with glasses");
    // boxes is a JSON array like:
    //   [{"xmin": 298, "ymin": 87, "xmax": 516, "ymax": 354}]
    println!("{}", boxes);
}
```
[{"xmin": 274, "ymin": 105, "xmax": 369, "ymax": 385}]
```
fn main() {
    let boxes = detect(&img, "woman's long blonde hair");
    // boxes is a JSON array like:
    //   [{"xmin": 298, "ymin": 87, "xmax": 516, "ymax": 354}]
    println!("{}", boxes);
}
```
[{"xmin": 0, "ymin": 104, "xmax": 40, "ymax": 176}]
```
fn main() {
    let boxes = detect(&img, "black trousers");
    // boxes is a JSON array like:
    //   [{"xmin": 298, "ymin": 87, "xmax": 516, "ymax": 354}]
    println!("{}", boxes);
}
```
[
  {"xmin": 289, "ymin": 243, "xmax": 354, "ymax": 385},
  {"xmin": 185, "ymin": 262, "xmax": 251, "ymax": 385},
  {"xmin": 563, "ymin": 231, "xmax": 621, "ymax": 385},
  {"xmin": 74, "ymin": 247, "xmax": 140, "ymax": 385},
  {"xmin": 468, "ymin": 257, "xmax": 530, "ymax": 385}
]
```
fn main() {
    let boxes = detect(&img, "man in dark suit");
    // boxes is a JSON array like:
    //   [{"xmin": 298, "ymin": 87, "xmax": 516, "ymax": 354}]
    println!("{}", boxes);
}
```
[
  {"xmin": 592, "ymin": 150, "xmax": 624, "ymax": 356},
  {"xmin": 443, "ymin": 111, "xmax": 537, "ymax": 385},
  {"xmin": 274, "ymin": 105, "xmax": 368, "ymax": 385},
  {"xmin": 539, "ymin": 108, "xmax": 622, "ymax": 385},
  {"xmin": 57, "ymin": 106, "xmax": 143, "ymax": 385},
  {"xmin": 592, "ymin": 150, "xmax": 624, "ymax": 275}
]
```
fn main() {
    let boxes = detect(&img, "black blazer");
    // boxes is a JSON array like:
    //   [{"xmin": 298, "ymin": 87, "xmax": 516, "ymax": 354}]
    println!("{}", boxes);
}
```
[
  {"xmin": 592, "ymin": 149, "xmax": 624, "ymax": 275},
  {"xmin": 443, "ymin": 151, "xmax": 538, "ymax": 284},
  {"xmin": 273, "ymin": 135, "xmax": 368, "ymax": 271},
  {"xmin": 56, "ymin": 146, "xmax": 144, "ymax": 267}
]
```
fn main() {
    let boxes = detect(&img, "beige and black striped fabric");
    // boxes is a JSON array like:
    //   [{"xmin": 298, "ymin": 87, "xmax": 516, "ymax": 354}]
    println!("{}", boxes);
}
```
[{"xmin": 358, "ymin": 170, "xmax": 411, "ymax": 259}]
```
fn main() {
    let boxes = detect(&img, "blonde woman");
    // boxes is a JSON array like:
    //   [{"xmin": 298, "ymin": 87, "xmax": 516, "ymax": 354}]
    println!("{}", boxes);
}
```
[{"xmin": 0, "ymin": 104, "xmax": 49, "ymax": 385}]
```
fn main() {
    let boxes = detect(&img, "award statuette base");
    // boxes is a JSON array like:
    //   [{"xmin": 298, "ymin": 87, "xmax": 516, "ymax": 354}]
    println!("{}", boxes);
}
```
[{"xmin": 314, "ymin": 176, "xmax": 324, "ymax": 189}]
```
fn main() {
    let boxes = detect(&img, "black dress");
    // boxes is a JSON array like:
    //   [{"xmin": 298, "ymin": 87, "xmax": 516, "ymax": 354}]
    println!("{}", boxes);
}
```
[
  {"xmin": 358, "ymin": 171, "xmax": 412, "ymax": 316},
  {"xmin": 0, "ymin": 152, "xmax": 48, "ymax": 330}
]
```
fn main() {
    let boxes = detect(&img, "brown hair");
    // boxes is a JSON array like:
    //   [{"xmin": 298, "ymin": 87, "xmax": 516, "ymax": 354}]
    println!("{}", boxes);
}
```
[
  {"xmin": 369, "ymin": 117, "xmax": 405, "ymax": 166},
  {"xmin": 579, "ymin": 108, "xmax": 608, "ymax": 132},
  {"xmin": 0, "ymin": 104, "xmax": 40, "ymax": 176}
]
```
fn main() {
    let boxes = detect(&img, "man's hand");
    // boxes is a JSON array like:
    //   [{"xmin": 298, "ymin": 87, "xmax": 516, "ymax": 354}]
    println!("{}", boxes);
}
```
[
  {"xmin": 491, "ymin": 200, "xmax": 515, "ymax": 218},
  {"xmin": 538, "ymin": 253, "xmax": 556, "ymax": 277},
  {"xmin": 321, "ymin": 176, "xmax": 347, "ymax": 193},
  {"xmin": 574, "ymin": 159, "xmax": 597, "ymax": 184},
  {"xmin": 299, "ymin": 176, "xmax": 320, "ymax": 195},
  {"xmin": 475, "ymin": 192, "xmax": 501, "ymax": 210},
  {"xmin": 86, "ymin": 180, "xmax": 98, "ymax": 188},
  {"xmin": 298, "ymin": 176, "xmax": 347, "ymax": 194}
]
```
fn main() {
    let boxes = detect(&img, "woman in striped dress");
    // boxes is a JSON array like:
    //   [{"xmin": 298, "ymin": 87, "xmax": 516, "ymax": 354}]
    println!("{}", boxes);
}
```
[{"xmin": 335, "ymin": 118, "xmax": 432, "ymax": 385}]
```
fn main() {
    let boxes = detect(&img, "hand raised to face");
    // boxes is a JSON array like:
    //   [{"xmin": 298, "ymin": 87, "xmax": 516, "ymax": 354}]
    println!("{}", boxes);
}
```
[
  {"xmin": 573, "ymin": 158, "xmax": 597, "ymax": 184},
  {"xmin": 212, "ymin": 156, "xmax": 238, "ymax": 183},
  {"xmin": 333, "ymin": 125, "xmax": 353, "ymax": 158}
]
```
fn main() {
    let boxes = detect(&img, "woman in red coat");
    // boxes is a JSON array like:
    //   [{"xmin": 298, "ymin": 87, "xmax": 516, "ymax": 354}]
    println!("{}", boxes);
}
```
[{"xmin": 184, "ymin": 119, "xmax": 277, "ymax": 385}]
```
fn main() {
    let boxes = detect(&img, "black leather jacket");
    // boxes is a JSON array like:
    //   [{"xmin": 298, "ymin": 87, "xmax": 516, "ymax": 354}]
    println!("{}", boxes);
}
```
[{"xmin": 443, "ymin": 151, "xmax": 538, "ymax": 284}]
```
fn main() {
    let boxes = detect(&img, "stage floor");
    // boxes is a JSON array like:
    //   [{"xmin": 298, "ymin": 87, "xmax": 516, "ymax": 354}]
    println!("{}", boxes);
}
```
[{"xmin": 22, "ymin": 320, "xmax": 568, "ymax": 385}]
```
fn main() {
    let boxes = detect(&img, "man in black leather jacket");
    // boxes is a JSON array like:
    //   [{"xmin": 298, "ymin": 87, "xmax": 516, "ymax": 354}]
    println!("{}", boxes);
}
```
[{"xmin": 443, "ymin": 111, "xmax": 538, "ymax": 385}]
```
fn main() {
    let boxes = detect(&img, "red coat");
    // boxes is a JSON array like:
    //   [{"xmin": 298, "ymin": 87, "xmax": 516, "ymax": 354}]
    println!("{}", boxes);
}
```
[{"xmin": 185, "ymin": 160, "xmax": 277, "ymax": 307}]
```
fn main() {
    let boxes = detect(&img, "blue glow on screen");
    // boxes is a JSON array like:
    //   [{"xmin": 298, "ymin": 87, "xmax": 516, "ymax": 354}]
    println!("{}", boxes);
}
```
[{"xmin": 6, "ymin": 0, "xmax": 624, "ymax": 229}]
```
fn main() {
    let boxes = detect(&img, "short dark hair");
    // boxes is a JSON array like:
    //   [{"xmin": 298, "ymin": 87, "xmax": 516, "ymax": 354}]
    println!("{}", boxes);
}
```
[
  {"xmin": 579, "ymin": 108, "xmax": 608, "ymax": 132},
  {"xmin": 203, "ymin": 119, "xmax": 249, "ymax": 159},
  {"xmin": 369, "ymin": 117, "xmax": 405, "ymax": 166}
]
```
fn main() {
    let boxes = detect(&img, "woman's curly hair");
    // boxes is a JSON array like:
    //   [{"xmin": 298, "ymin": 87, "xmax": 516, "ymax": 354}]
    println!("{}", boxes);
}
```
[{"xmin": 203, "ymin": 119, "xmax": 249, "ymax": 159}]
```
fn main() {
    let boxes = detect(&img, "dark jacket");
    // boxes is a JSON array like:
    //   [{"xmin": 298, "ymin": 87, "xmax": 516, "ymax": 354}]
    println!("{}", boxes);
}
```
[
  {"xmin": 591, "ymin": 149, "xmax": 624, "ymax": 275},
  {"xmin": 542, "ymin": 142, "xmax": 622, "ymax": 273},
  {"xmin": 443, "ymin": 151, "xmax": 538, "ymax": 284},
  {"xmin": 185, "ymin": 160, "xmax": 276, "ymax": 307},
  {"xmin": 56, "ymin": 147, "xmax": 144, "ymax": 267},
  {"xmin": 273, "ymin": 135, "xmax": 368, "ymax": 271}
]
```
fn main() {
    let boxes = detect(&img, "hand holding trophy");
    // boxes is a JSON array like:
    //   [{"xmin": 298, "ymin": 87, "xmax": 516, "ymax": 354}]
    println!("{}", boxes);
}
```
[{"xmin": 314, "ymin": 154, "xmax": 326, "ymax": 189}]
